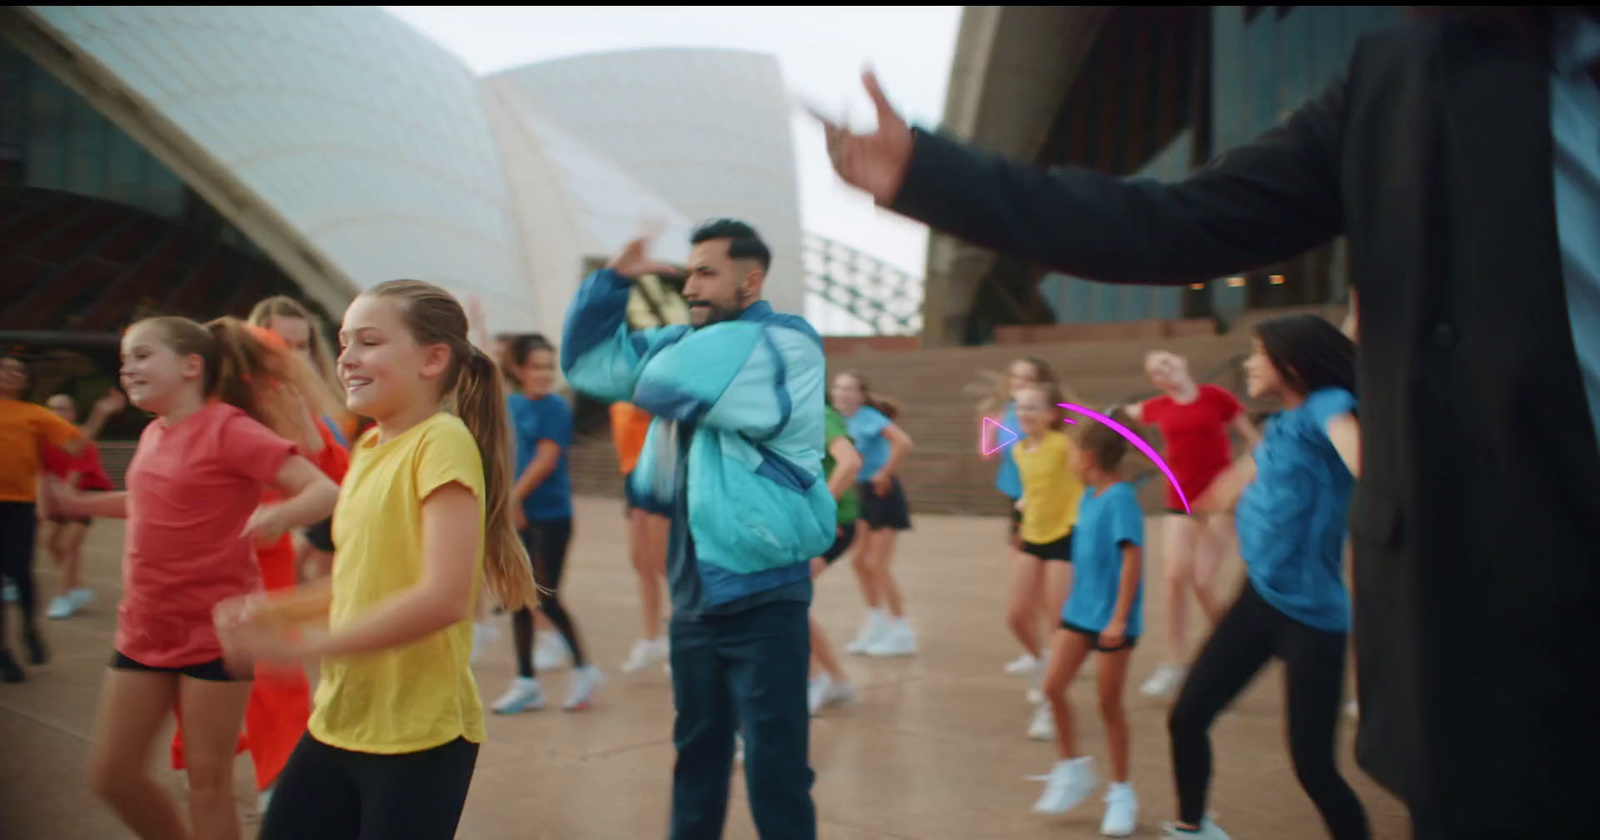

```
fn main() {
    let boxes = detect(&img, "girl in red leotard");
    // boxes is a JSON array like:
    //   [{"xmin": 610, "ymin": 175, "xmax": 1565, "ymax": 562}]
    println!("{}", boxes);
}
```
[{"xmin": 1124, "ymin": 351, "xmax": 1259, "ymax": 699}]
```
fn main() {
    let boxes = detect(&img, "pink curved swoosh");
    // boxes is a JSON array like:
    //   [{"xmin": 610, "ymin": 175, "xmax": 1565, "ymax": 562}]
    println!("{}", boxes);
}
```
[{"xmin": 1057, "ymin": 402, "xmax": 1190, "ymax": 515}]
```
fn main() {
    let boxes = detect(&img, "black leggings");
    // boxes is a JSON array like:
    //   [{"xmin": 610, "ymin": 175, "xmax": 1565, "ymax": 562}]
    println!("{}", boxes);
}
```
[
  {"xmin": 0, "ymin": 502, "xmax": 39, "ymax": 650},
  {"xmin": 1168, "ymin": 583, "xmax": 1369, "ymax": 840},
  {"xmin": 258, "ymin": 733, "xmax": 478, "ymax": 840},
  {"xmin": 514, "ymin": 518, "xmax": 585, "ymax": 676}
]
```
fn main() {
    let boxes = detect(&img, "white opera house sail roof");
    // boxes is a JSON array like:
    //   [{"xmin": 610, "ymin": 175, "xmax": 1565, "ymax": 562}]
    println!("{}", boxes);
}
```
[{"xmin": 0, "ymin": 6, "xmax": 803, "ymax": 339}]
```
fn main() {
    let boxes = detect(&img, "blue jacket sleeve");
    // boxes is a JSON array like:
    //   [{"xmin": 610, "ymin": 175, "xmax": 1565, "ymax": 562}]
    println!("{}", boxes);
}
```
[
  {"xmin": 632, "ymin": 321, "xmax": 822, "ymax": 441},
  {"xmin": 560, "ymin": 268, "xmax": 683, "ymax": 403}
]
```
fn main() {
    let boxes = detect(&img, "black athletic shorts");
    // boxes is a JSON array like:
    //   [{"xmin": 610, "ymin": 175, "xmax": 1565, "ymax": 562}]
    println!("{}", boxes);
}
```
[
  {"xmin": 111, "ymin": 651, "xmax": 245, "ymax": 682},
  {"xmin": 304, "ymin": 517, "xmax": 335, "ymax": 552},
  {"xmin": 858, "ymin": 477, "xmax": 912, "ymax": 531},
  {"xmin": 1060, "ymin": 619, "xmax": 1138, "ymax": 653},
  {"xmin": 821, "ymin": 524, "xmax": 857, "ymax": 565},
  {"xmin": 1021, "ymin": 529, "xmax": 1074, "ymax": 563}
]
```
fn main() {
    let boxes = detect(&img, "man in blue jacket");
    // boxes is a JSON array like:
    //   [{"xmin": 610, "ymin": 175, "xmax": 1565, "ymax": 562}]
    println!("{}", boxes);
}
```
[{"xmin": 562, "ymin": 219, "xmax": 835, "ymax": 840}]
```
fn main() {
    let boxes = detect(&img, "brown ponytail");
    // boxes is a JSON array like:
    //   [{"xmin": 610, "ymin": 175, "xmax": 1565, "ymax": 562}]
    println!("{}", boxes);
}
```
[
  {"xmin": 842, "ymin": 371, "xmax": 904, "ymax": 422},
  {"xmin": 247, "ymin": 295, "xmax": 350, "ymax": 429},
  {"xmin": 366, "ymin": 280, "xmax": 539, "ymax": 612},
  {"xmin": 139, "ymin": 315, "xmax": 321, "ymax": 451}
]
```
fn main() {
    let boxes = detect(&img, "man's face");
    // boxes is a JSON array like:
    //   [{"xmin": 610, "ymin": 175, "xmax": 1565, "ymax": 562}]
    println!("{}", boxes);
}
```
[{"xmin": 682, "ymin": 238, "xmax": 761, "ymax": 327}]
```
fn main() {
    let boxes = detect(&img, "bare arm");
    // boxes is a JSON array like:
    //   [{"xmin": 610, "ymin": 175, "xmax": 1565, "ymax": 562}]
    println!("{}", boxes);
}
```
[
  {"xmin": 1326, "ymin": 413, "xmax": 1361, "ymax": 478},
  {"xmin": 304, "ymin": 482, "xmax": 480, "ymax": 658},
  {"xmin": 827, "ymin": 436, "xmax": 862, "ymax": 499},
  {"xmin": 243, "ymin": 455, "xmax": 340, "ymax": 542},
  {"xmin": 512, "ymin": 440, "xmax": 562, "ymax": 503},
  {"xmin": 1108, "ymin": 543, "xmax": 1142, "ymax": 629},
  {"xmin": 1194, "ymin": 454, "xmax": 1258, "ymax": 514},
  {"xmin": 250, "ymin": 579, "xmax": 334, "ymax": 628},
  {"xmin": 1230, "ymin": 412, "xmax": 1261, "ymax": 452},
  {"xmin": 879, "ymin": 423, "xmax": 914, "ymax": 478}
]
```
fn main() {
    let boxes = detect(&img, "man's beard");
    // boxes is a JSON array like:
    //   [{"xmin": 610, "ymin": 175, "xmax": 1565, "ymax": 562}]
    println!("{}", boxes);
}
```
[{"xmin": 690, "ymin": 300, "xmax": 741, "ymax": 327}]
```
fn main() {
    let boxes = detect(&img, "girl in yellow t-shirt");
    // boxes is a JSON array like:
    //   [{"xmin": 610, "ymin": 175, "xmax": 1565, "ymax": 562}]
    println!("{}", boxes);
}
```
[
  {"xmin": 1009, "ymin": 382, "xmax": 1085, "ymax": 741},
  {"xmin": 216, "ymin": 280, "xmax": 538, "ymax": 840}
]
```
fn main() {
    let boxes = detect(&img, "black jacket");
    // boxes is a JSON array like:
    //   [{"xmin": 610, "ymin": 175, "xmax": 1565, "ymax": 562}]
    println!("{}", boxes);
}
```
[{"xmin": 892, "ymin": 16, "xmax": 1599, "ymax": 832}]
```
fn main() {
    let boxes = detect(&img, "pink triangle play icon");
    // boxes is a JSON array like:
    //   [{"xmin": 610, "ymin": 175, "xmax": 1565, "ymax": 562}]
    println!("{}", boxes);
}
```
[{"xmin": 982, "ymin": 416, "xmax": 1020, "ymax": 457}]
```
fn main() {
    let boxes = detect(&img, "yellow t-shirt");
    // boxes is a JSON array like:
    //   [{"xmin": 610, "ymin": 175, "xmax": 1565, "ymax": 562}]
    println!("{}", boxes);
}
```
[
  {"xmin": 309, "ymin": 412, "xmax": 487, "ymax": 754},
  {"xmin": 1013, "ymin": 430, "xmax": 1085, "ymax": 545}
]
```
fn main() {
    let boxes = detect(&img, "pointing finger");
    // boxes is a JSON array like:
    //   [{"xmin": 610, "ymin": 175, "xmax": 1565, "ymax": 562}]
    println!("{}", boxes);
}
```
[{"xmin": 861, "ymin": 66, "xmax": 899, "ymax": 126}]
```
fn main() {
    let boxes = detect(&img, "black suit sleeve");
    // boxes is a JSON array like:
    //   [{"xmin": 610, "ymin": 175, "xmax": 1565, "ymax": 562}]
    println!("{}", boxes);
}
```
[{"xmin": 889, "ymin": 74, "xmax": 1350, "ymax": 286}]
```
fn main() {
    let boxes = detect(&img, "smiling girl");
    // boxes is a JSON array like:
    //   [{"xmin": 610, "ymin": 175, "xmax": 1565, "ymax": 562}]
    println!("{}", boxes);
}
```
[
  {"xmin": 52, "ymin": 316, "xmax": 338, "ymax": 840},
  {"xmin": 219, "ymin": 280, "xmax": 537, "ymax": 840}
]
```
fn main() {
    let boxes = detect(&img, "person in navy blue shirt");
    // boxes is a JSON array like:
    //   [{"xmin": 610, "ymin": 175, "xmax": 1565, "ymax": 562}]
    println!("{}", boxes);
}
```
[
  {"xmin": 489, "ymin": 334, "xmax": 604, "ymax": 715},
  {"xmin": 1029, "ymin": 412, "xmax": 1146, "ymax": 837},
  {"xmin": 1165, "ymin": 314, "xmax": 1366, "ymax": 840}
]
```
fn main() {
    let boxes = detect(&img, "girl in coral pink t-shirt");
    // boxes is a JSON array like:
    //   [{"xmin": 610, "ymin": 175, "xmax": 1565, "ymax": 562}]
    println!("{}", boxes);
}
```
[
  {"xmin": 53, "ymin": 315, "xmax": 338, "ymax": 840},
  {"xmin": 1126, "ymin": 351, "xmax": 1260, "ymax": 701}
]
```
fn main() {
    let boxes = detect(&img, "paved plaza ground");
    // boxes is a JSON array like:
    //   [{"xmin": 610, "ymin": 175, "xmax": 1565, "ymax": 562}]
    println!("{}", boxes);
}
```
[{"xmin": 0, "ymin": 496, "xmax": 1407, "ymax": 839}]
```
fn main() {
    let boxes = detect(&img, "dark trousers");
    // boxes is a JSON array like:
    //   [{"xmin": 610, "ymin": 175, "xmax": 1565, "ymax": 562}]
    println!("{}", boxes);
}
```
[
  {"xmin": 0, "ymin": 501, "xmax": 39, "ymax": 651},
  {"xmin": 669, "ymin": 600, "xmax": 815, "ymax": 840},
  {"xmin": 259, "ymin": 733, "xmax": 478, "ymax": 840},
  {"xmin": 1168, "ymin": 583, "xmax": 1369, "ymax": 840}
]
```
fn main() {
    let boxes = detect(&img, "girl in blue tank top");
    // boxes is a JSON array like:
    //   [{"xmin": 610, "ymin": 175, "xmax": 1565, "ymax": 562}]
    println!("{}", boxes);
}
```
[{"xmin": 1163, "ymin": 314, "xmax": 1369, "ymax": 840}]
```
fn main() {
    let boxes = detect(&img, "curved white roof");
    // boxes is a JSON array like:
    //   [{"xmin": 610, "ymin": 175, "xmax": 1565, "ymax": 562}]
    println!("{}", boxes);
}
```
[
  {"xmin": 491, "ymin": 48, "xmax": 806, "ymax": 316},
  {"xmin": 22, "ymin": 8, "xmax": 807, "ymax": 337}
]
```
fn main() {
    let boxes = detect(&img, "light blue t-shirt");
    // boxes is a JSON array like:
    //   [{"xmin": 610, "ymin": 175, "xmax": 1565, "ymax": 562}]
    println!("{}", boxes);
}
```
[
  {"xmin": 1062, "ymin": 481, "xmax": 1145, "ymax": 637},
  {"xmin": 1235, "ymin": 387, "xmax": 1357, "ymax": 632},
  {"xmin": 846, "ymin": 405, "xmax": 894, "ymax": 481},
  {"xmin": 994, "ymin": 401, "xmax": 1023, "ymax": 499},
  {"xmin": 507, "ymin": 392, "xmax": 574, "ymax": 522}
]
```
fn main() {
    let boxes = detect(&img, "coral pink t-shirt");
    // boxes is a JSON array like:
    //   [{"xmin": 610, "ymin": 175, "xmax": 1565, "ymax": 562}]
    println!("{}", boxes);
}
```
[
  {"xmin": 117, "ymin": 402, "xmax": 297, "ymax": 667},
  {"xmin": 1143, "ymin": 384, "xmax": 1244, "ymax": 509}
]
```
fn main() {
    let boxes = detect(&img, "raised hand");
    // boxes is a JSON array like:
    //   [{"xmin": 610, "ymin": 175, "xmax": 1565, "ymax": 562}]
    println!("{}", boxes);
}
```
[
  {"xmin": 607, "ymin": 223, "xmax": 680, "ymax": 280},
  {"xmin": 92, "ymin": 389, "xmax": 126, "ymax": 418},
  {"xmin": 813, "ymin": 68, "xmax": 915, "ymax": 206}
]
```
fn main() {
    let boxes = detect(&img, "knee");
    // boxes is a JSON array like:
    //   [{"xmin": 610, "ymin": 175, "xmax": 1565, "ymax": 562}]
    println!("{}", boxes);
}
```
[
  {"xmin": 183, "ymin": 758, "xmax": 233, "ymax": 798},
  {"xmin": 1098, "ymin": 691, "xmax": 1126, "ymax": 723},
  {"xmin": 87, "ymin": 757, "xmax": 127, "ymax": 802},
  {"xmin": 1006, "ymin": 602, "xmax": 1034, "ymax": 632},
  {"xmin": 1167, "ymin": 698, "xmax": 1207, "ymax": 740},
  {"xmin": 1164, "ymin": 560, "xmax": 1190, "ymax": 588}
]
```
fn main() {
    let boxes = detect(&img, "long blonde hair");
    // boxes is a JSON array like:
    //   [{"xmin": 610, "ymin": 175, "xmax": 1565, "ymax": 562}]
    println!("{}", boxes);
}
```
[
  {"xmin": 364, "ymin": 280, "xmax": 538, "ymax": 611},
  {"xmin": 138, "ymin": 315, "xmax": 322, "ymax": 452}
]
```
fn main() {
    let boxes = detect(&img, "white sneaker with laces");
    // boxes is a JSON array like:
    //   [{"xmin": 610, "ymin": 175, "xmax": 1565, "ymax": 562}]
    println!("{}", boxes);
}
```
[
  {"xmin": 1161, "ymin": 818, "xmax": 1231, "ymax": 839},
  {"xmin": 562, "ymin": 665, "xmax": 604, "ymax": 711},
  {"xmin": 1031, "ymin": 757, "xmax": 1097, "ymax": 814},
  {"xmin": 1004, "ymin": 652, "xmax": 1040, "ymax": 675},
  {"xmin": 491, "ymin": 677, "xmax": 545, "ymax": 714},
  {"xmin": 808, "ymin": 674, "xmax": 857, "ymax": 716},
  {"xmin": 865, "ymin": 619, "xmax": 918, "ymax": 657},
  {"xmin": 846, "ymin": 610, "xmax": 888, "ymax": 654},
  {"xmin": 1100, "ymin": 782, "xmax": 1138, "ymax": 837},
  {"xmin": 1141, "ymin": 664, "xmax": 1186, "ymax": 698},
  {"xmin": 1027, "ymin": 704, "xmax": 1055, "ymax": 741},
  {"xmin": 621, "ymin": 637, "xmax": 669, "ymax": 673}
]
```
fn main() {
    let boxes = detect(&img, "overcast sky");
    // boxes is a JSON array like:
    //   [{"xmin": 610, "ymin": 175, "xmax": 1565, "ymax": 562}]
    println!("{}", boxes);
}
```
[{"xmin": 383, "ymin": 6, "xmax": 962, "ymax": 331}]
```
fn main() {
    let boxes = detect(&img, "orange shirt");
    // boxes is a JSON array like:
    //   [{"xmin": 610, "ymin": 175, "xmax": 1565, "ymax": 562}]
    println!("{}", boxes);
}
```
[
  {"xmin": 0, "ymin": 399, "xmax": 81, "ymax": 502},
  {"xmin": 610, "ymin": 402, "xmax": 653, "ymax": 475}
]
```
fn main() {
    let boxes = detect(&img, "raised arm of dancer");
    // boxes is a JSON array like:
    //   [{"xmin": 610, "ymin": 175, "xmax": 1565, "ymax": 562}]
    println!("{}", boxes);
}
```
[
  {"xmin": 561, "ymin": 234, "xmax": 682, "ymax": 402},
  {"xmin": 827, "ymin": 436, "xmax": 862, "ymax": 499},
  {"xmin": 49, "ymin": 481, "xmax": 127, "ymax": 519},
  {"xmin": 820, "ymin": 66, "xmax": 1350, "ymax": 284},
  {"xmin": 241, "ymin": 455, "xmax": 340, "ymax": 544},
  {"xmin": 1193, "ymin": 455, "xmax": 1258, "ymax": 514},
  {"xmin": 1326, "ymin": 413, "xmax": 1361, "ymax": 478}
]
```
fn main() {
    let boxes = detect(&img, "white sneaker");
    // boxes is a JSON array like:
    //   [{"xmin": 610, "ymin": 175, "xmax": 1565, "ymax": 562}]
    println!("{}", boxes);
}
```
[
  {"xmin": 562, "ymin": 665, "xmax": 604, "ymax": 711},
  {"xmin": 534, "ymin": 633, "xmax": 571, "ymax": 672},
  {"xmin": 471, "ymin": 621, "xmax": 500, "ymax": 666},
  {"xmin": 1004, "ymin": 652, "xmax": 1040, "ymax": 676},
  {"xmin": 1141, "ymin": 664, "xmax": 1186, "ymax": 698},
  {"xmin": 1100, "ymin": 783, "xmax": 1138, "ymax": 837},
  {"xmin": 46, "ymin": 596, "xmax": 75, "ymax": 620},
  {"xmin": 1161, "ymin": 818, "xmax": 1231, "ymax": 839},
  {"xmin": 1026, "ymin": 656, "xmax": 1049, "ymax": 704},
  {"xmin": 621, "ymin": 637, "xmax": 669, "ymax": 673},
  {"xmin": 846, "ymin": 610, "xmax": 889, "ymax": 655},
  {"xmin": 865, "ymin": 619, "xmax": 918, "ymax": 657},
  {"xmin": 1027, "ymin": 704, "xmax": 1055, "ymax": 741},
  {"xmin": 490, "ymin": 677, "xmax": 545, "ymax": 714},
  {"xmin": 807, "ymin": 674, "xmax": 857, "ymax": 716},
  {"xmin": 1031, "ymin": 757, "xmax": 1097, "ymax": 814}
]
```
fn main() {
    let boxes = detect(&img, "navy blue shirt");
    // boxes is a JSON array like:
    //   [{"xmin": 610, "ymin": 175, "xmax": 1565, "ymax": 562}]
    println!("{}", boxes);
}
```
[
  {"xmin": 507, "ymin": 392, "xmax": 573, "ymax": 522},
  {"xmin": 1235, "ymin": 387, "xmax": 1357, "ymax": 632},
  {"xmin": 1063, "ymin": 481, "xmax": 1145, "ymax": 637}
]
